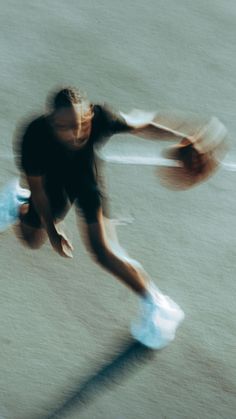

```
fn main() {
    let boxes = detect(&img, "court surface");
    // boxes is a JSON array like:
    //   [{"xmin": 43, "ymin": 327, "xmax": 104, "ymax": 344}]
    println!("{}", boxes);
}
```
[{"xmin": 0, "ymin": 1, "xmax": 235, "ymax": 418}]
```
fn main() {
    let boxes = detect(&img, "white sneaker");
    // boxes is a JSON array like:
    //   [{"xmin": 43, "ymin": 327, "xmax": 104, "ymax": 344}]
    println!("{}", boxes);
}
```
[
  {"xmin": 0, "ymin": 178, "xmax": 30, "ymax": 232},
  {"xmin": 131, "ymin": 283, "xmax": 185, "ymax": 349}
]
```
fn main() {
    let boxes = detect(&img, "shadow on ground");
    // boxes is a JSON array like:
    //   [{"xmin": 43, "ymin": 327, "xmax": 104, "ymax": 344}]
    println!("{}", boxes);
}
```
[{"xmin": 40, "ymin": 336, "xmax": 156, "ymax": 419}]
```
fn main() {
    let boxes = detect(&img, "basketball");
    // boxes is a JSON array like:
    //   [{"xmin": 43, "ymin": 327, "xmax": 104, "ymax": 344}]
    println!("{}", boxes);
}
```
[{"xmin": 157, "ymin": 117, "xmax": 228, "ymax": 190}]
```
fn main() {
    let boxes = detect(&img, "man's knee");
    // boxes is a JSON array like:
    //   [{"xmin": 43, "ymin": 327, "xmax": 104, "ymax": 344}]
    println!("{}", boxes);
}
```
[
  {"xmin": 23, "ymin": 235, "xmax": 45, "ymax": 250},
  {"xmin": 15, "ymin": 223, "xmax": 47, "ymax": 250},
  {"xmin": 88, "ymin": 237, "xmax": 111, "ymax": 264}
]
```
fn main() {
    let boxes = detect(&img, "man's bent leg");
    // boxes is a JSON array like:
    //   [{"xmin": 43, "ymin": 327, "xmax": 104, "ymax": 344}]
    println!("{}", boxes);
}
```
[
  {"xmin": 79, "ymin": 208, "xmax": 149, "ymax": 296},
  {"xmin": 14, "ymin": 203, "xmax": 47, "ymax": 249},
  {"xmin": 15, "ymin": 186, "xmax": 71, "ymax": 250},
  {"xmin": 15, "ymin": 220, "xmax": 47, "ymax": 249},
  {"xmin": 78, "ymin": 208, "xmax": 185, "ymax": 349}
]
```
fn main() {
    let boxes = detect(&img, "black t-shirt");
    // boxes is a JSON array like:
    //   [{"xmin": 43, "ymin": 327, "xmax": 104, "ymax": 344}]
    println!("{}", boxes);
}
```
[{"xmin": 19, "ymin": 104, "xmax": 131, "ymax": 192}]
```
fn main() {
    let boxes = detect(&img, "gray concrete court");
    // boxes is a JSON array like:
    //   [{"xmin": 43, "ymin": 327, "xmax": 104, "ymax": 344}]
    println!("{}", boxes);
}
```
[{"xmin": 0, "ymin": 1, "xmax": 236, "ymax": 418}]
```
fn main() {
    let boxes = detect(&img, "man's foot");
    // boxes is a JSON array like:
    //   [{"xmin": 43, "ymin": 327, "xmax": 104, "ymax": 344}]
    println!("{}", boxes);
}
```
[
  {"xmin": 131, "ymin": 283, "xmax": 185, "ymax": 349},
  {"xmin": 0, "ymin": 178, "xmax": 30, "ymax": 232}
]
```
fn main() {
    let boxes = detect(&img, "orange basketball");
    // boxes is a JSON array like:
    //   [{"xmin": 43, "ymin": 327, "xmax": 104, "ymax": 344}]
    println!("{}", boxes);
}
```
[{"xmin": 157, "ymin": 117, "xmax": 228, "ymax": 190}]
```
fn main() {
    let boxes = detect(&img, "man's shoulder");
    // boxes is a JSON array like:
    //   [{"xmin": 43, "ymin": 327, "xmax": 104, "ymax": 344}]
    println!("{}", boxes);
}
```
[
  {"xmin": 17, "ymin": 114, "xmax": 51, "ymax": 157},
  {"xmin": 91, "ymin": 103, "xmax": 120, "ymax": 128},
  {"xmin": 24, "ymin": 114, "xmax": 49, "ymax": 135},
  {"xmin": 91, "ymin": 103, "xmax": 129, "ymax": 138},
  {"xmin": 92, "ymin": 103, "xmax": 115, "ymax": 116}
]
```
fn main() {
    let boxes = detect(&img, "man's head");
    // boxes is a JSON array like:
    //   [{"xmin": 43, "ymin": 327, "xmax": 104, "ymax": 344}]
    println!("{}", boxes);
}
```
[{"xmin": 48, "ymin": 87, "xmax": 93, "ymax": 149}]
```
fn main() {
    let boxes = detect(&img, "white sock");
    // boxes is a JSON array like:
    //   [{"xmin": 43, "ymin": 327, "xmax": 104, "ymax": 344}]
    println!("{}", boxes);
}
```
[{"xmin": 142, "ymin": 281, "xmax": 163, "ymax": 304}]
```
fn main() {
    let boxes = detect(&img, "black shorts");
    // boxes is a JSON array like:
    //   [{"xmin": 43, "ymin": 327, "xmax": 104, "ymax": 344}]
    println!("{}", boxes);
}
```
[{"xmin": 21, "ymin": 180, "xmax": 107, "ymax": 228}]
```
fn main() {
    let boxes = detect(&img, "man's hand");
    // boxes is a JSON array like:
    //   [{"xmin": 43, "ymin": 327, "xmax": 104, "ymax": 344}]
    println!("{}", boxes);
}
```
[
  {"xmin": 49, "ymin": 231, "xmax": 74, "ymax": 258},
  {"xmin": 163, "ymin": 136, "xmax": 216, "ymax": 176},
  {"xmin": 177, "ymin": 137, "xmax": 207, "ymax": 174}
]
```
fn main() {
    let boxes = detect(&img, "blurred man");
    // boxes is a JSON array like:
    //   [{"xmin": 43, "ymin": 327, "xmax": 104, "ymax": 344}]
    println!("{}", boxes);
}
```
[{"xmin": 10, "ymin": 87, "xmax": 216, "ymax": 348}]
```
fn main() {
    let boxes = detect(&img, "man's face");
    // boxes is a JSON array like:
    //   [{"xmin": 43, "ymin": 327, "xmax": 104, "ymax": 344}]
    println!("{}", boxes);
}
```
[{"xmin": 51, "ymin": 104, "xmax": 91, "ymax": 149}]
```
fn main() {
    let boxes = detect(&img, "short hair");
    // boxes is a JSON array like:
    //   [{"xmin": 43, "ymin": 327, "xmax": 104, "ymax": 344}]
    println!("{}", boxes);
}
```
[
  {"xmin": 53, "ymin": 87, "xmax": 81, "ymax": 108},
  {"xmin": 47, "ymin": 86, "xmax": 93, "ymax": 122}
]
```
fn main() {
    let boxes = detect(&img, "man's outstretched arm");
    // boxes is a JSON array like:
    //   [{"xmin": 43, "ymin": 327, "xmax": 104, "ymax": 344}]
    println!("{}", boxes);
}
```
[
  {"xmin": 119, "ymin": 110, "xmax": 213, "ymax": 174},
  {"xmin": 120, "ymin": 110, "xmax": 188, "ymax": 142}
]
